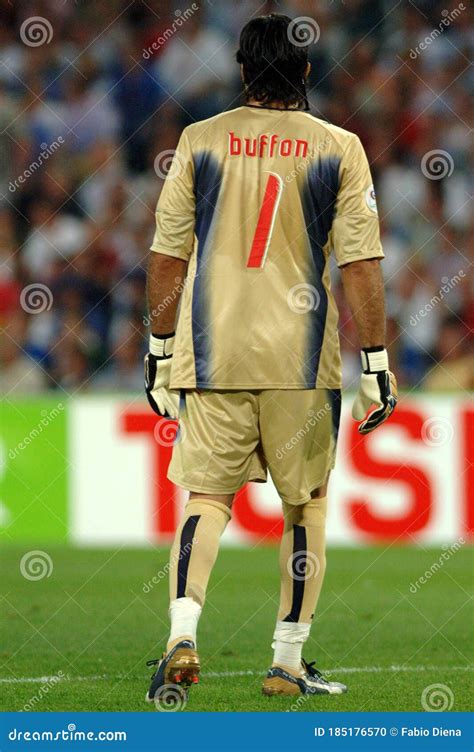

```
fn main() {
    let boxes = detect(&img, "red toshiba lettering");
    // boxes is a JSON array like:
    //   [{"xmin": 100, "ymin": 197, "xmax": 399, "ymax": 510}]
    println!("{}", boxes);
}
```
[
  {"xmin": 121, "ymin": 412, "xmax": 177, "ymax": 537},
  {"xmin": 462, "ymin": 405, "xmax": 474, "ymax": 536},
  {"xmin": 347, "ymin": 408, "xmax": 432, "ymax": 540},
  {"xmin": 233, "ymin": 486, "xmax": 283, "ymax": 541},
  {"xmin": 120, "ymin": 410, "xmax": 282, "ymax": 542}
]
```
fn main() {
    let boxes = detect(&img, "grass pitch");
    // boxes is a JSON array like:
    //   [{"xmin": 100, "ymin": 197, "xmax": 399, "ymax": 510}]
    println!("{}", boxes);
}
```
[{"xmin": 1, "ymin": 545, "xmax": 472, "ymax": 712}]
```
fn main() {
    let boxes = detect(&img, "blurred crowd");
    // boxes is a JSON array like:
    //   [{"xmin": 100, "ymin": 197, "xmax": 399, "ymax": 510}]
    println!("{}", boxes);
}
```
[{"xmin": 0, "ymin": 0, "xmax": 472, "ymax": 396}]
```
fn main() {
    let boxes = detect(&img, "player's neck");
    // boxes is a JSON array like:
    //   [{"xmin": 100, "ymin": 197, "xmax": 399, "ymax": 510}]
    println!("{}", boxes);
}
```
[{"xmin": 246, "ymin": 98, "xmax": 301, "ymax": 111}]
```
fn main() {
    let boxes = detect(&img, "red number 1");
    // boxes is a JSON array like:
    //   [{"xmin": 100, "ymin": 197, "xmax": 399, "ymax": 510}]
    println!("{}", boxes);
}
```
[{"xmin": 246, "ymin": 172, "xmax": 283, "ymax": 268}]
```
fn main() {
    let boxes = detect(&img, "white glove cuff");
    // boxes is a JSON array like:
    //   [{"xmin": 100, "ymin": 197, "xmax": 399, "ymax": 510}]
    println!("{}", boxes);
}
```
[
  {"xmin": 149, "ymin": 333, "xmax": 175, "ymax": 358},
  {"xmin": 361, "ymin": 348, "xmax": 388, "ymax": 373}
]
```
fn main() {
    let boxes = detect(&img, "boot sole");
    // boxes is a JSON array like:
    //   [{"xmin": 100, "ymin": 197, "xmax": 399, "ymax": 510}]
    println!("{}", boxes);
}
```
[{"xmin": 165, "ymin": 648, "xmax": 201, "ymax": 689}]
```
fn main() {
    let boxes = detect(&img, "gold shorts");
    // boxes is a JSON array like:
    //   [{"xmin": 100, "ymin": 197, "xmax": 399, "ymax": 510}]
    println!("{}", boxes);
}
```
[{"xmin": 168, "ymin": 389, "xmax": 341, "ymax": 504}]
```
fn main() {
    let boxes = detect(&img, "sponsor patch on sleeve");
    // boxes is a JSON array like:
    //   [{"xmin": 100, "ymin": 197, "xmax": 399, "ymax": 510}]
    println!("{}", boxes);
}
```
[{"xmin": 365, "ymin": 184, "xmax": 378, "ymax": 213}]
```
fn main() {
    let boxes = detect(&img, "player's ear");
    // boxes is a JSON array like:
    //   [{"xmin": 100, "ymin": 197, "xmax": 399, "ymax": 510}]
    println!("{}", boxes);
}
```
[
  {"xmin": 305, "ymin": 62, "xmax": 311, "ymax": 79},
  {"xmin": 240, "ymin": 64, "xmax": 245, "ymax": 83}
]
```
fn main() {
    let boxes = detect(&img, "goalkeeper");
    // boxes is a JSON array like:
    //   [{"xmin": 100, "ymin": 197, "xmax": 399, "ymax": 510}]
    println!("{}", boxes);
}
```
[{"xmin": 144, "ymin": 13, "xmax": 397, "ymax": 702}]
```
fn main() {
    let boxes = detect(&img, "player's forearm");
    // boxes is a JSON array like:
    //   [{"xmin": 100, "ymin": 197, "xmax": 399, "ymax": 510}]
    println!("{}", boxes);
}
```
[
  {"xmin": 340, "ymin": 258, "xmax": 386, "ymax": 348},
  {"xmin": 146, "ymin": 252, "xmax": 187, "ymax": 335}
]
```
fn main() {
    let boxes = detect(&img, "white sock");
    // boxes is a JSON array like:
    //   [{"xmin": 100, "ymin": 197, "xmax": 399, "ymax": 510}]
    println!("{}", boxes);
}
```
[
  {"xmin": 168, "ymin": 597, "xmax": 202, "ymax": 647},
  {"xmin": 272, "ymin": 620, "xmax": 311, "ymax": 672}
]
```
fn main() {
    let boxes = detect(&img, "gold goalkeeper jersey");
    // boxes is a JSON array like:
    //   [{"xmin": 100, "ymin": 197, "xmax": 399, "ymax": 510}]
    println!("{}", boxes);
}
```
[{"xmin": 151, "ymin": 106, "xmax": 383, "ymax": 389}]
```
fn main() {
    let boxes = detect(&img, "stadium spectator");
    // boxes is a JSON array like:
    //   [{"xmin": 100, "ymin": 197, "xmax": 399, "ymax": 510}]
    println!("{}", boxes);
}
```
[
  {"xmin": 424, "ymin": 316, "xmax": 474, "ymax": 392},
  {"xmin": 1, "ymin": 314, "xmax": 47, "ymax": 394},
  {"xmin": 0, "ymin": 0, "xmax": 471, "ymax": 395}
]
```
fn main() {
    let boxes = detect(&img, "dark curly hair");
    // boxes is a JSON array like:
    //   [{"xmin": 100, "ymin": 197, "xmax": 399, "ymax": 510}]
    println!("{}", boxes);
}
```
[{"xmin": 236, "ymin": 14, "xmax": 309, "ymax": 110}]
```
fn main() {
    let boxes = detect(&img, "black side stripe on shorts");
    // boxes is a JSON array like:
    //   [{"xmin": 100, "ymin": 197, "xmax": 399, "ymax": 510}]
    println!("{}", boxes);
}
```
[
  {"xmin": 283, "ymin": 524, "xmax": 307, "ymax": 623},
  {"xmin": 176, "ymin": 515, "xmax": 200, "ymax": 598},
  {"xmin": 328, "ymin": 388, "xmax": 342, "ymax": 441}
]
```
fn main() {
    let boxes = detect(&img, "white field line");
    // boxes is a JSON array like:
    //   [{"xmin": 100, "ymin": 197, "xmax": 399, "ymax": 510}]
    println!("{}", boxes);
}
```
[{"xmin": 1, "ymin": 665, "xmax": 472, "ymax": 684}]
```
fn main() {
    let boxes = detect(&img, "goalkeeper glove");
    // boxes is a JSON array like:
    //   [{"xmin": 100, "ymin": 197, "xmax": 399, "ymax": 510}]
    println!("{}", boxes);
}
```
[
  {"xmin": 144, "ymin": 332, "xmax": 179, "ymax": 419},
  {"xmin": 352, "ymin": 347, "xmax": 397, "ymax": 434}
]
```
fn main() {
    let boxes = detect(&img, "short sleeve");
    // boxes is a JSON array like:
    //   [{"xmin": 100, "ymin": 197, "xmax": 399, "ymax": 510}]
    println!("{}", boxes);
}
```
[
  {"xmin": 150, "ymin": 129, "xmax": 195, "ymax": 260},
  {"xmin": 331, "ymin": 135, "xmax": 384, "ymax": 267}
]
